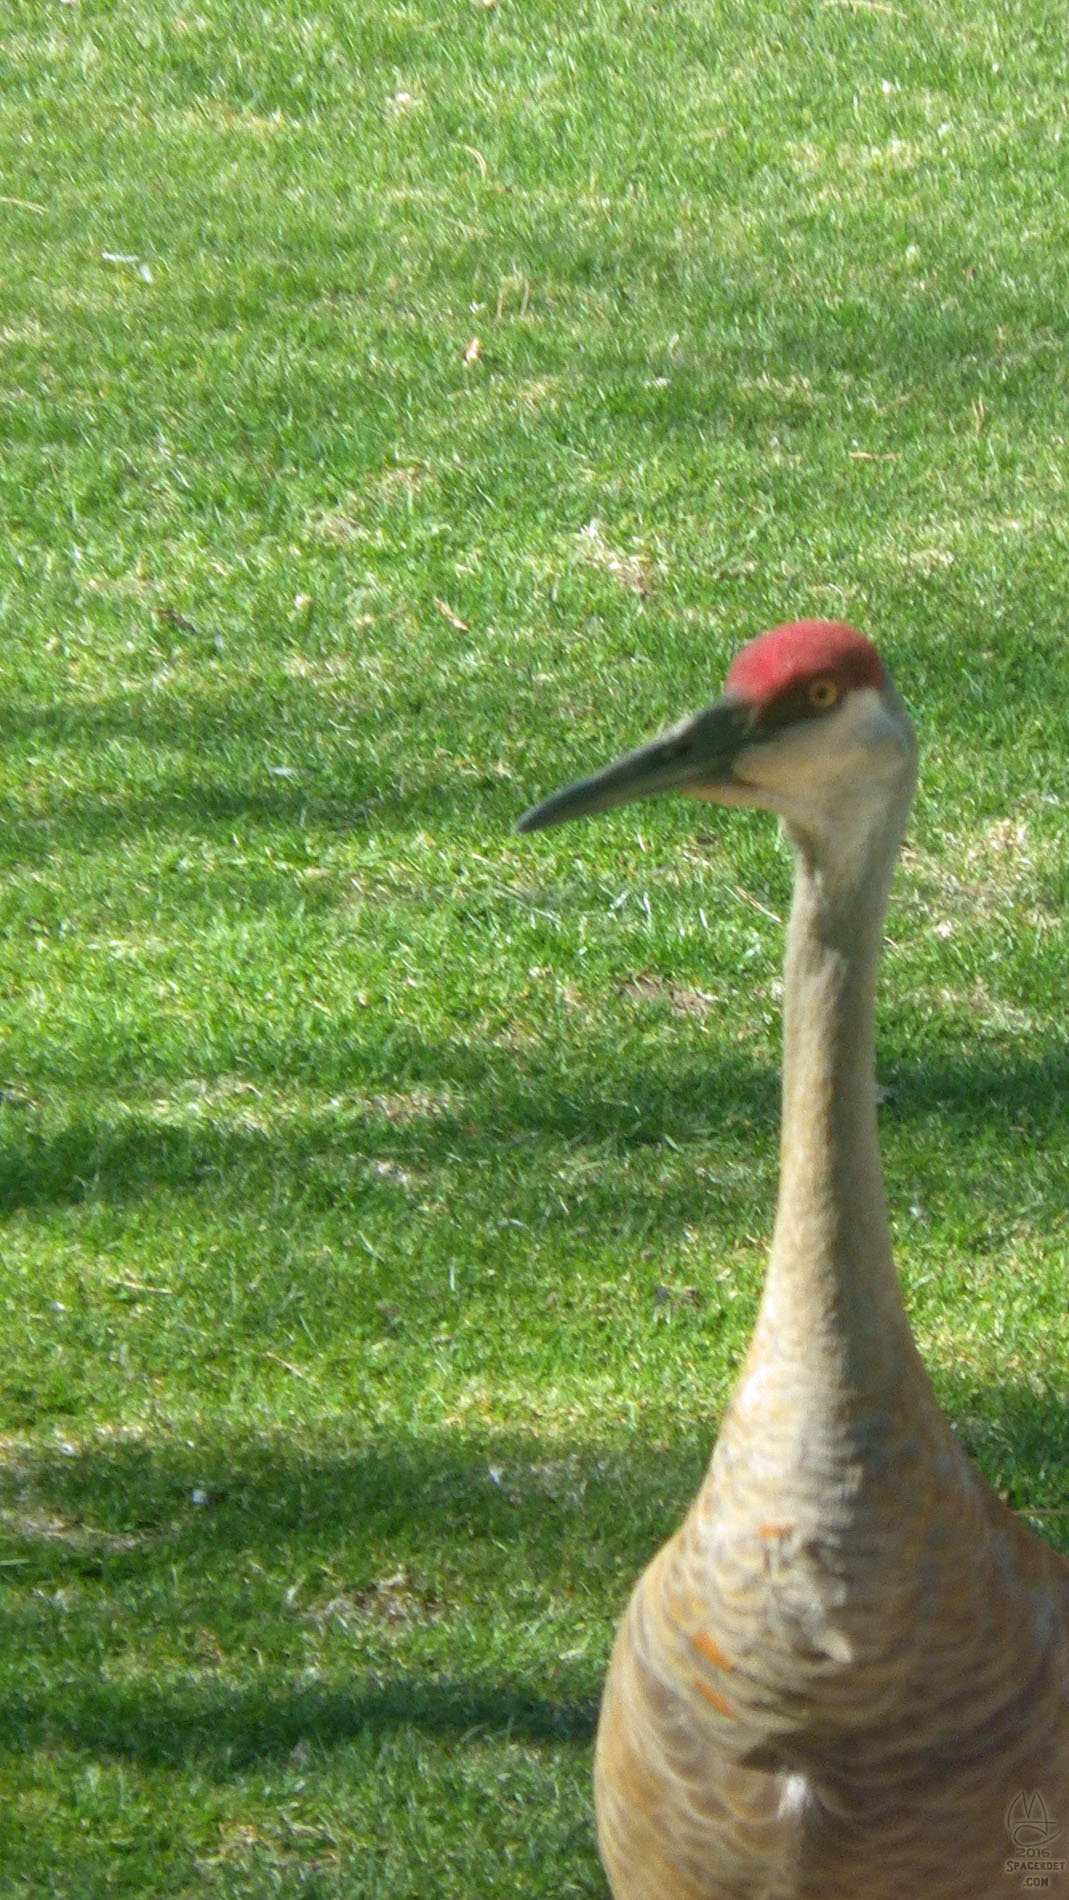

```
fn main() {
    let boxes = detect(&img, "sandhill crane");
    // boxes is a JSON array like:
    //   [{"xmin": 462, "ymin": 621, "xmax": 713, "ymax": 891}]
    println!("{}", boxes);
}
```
[{"xmin": 519, "ymin": 621, "xmax": 1069, "ymax": 1900}]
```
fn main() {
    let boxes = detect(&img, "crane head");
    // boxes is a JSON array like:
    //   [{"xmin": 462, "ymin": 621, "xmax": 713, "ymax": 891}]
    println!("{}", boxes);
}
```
[{"xmin": 517, "ymin": 620, "xmax": 917, "ymax": 862}]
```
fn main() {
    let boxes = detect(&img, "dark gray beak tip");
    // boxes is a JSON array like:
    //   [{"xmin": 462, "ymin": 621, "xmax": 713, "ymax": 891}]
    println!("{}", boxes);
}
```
[{"xmin": 515, "ymin": 781, "xmax": 600, "ymax": 834}]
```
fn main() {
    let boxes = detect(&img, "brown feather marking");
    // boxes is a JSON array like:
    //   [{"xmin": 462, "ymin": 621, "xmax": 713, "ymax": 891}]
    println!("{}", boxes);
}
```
[
  {"xmin": 691, "ymin": 1673, "xmax": 738, "ymax": 1718},
  {"xmin": 693, "ymin": 1628, "xmax": 735, "ymax": 1671}
]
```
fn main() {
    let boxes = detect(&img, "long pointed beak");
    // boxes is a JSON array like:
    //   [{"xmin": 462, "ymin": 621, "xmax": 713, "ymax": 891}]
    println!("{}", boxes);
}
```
[{"xmin": 517, "ymin": 695, "xmax": 756, "ymax": 833}]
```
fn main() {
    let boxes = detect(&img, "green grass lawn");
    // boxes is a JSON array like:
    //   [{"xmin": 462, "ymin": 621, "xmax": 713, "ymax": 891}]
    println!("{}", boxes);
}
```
[{"xmin": 1, "ymin": 0, "xmax": 1067, "ymax": 1892}]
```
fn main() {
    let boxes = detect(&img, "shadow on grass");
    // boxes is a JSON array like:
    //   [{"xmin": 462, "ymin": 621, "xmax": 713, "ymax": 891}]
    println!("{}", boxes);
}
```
[
  {"xmin": 0, "ymin": 1387, "xmax": 1065, "ymax": 1770},
  {"xmin": 0, "ymin": 1429, "xmax": 623, "ymax": 1770},
  {"xmin": 0, "ymin": 1026, "xmax": 1063, "ymax": 1222},
  {"xmin": 0, "ymin": 675, "xmax": 509, "ymax": 872},
  {"xmin": 0, "ymin": 1678, "xmax": 598, "ymax": 1771},
  {"xmin": 0, "ymin": 1039, "xmax": 781, "ymax": 1220}
]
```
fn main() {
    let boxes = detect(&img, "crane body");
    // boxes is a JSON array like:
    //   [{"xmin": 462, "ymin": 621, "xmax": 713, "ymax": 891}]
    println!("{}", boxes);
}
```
[{"xmin": 519, "ymin": 622, "xmax": 1069, "ymax": 1899}]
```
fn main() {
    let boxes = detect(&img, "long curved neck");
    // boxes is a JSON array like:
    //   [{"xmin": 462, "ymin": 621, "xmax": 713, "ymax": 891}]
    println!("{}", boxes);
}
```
[{"xmin": 747, "ymin": 825, "xmax": 923, "ymax": 1401}]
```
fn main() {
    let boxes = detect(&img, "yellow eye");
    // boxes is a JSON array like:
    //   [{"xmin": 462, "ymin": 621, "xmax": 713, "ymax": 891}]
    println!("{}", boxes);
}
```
[{"xmin": 807, "ymin": 676, "xmax": 840, "ymax": 711}]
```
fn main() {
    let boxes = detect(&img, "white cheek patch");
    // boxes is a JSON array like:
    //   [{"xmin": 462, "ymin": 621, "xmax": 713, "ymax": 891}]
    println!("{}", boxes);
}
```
[
  {"xmin": 834, "ymin": 686, "xmax": 904, "ymax": 760},
  {"xmin": 733, "ymin": 688, "xmax": 897, "ymax": 796}
]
